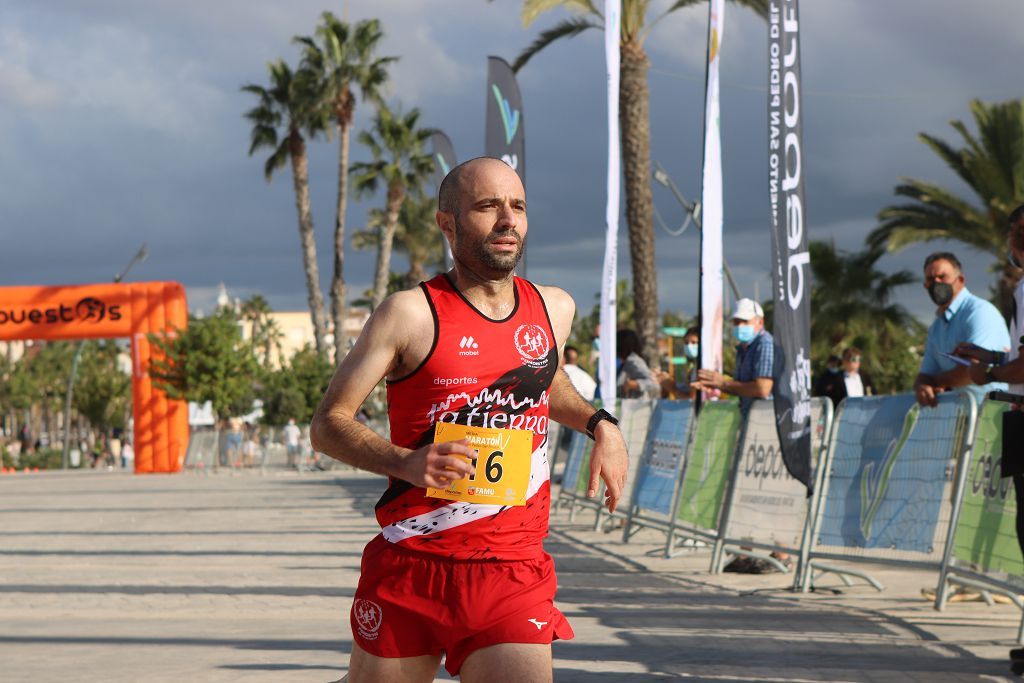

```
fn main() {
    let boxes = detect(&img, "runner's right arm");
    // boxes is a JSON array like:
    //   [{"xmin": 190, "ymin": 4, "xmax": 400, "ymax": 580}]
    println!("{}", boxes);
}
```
[{"xmin": 310, "ymin": 291, "xmax": 476, "ymax": 487}]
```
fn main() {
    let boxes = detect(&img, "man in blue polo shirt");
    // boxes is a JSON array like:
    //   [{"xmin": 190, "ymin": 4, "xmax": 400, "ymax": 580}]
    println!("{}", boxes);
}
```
[
  {"xmin": 914, "ymin": 251, "xmax": 1009, "ymax": 407},
  {"xmin": 695, "ymin": 298, "xmax": 774, "ymax": 417}
]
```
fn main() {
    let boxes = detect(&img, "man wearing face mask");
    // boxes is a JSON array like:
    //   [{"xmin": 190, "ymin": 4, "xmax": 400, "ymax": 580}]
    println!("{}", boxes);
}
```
[
  {"xmin": 694, "ymin": 298, "xmax": 773, "ymax": 417},
  {"xmin": 914, "ymin": 251, "xmax": 1009, "ymax": 407}
]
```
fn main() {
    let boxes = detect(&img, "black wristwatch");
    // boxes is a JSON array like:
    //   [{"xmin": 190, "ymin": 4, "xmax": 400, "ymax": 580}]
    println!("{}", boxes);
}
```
[{"xmin": 586, "ymin": 408, "xmax": 619, "ymax": 440}]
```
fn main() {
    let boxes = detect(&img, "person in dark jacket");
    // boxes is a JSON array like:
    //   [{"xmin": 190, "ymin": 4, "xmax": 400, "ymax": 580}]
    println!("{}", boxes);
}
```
[{"xmin": 816, "ymin": 347, "xmax": 875, "ymax": 407}]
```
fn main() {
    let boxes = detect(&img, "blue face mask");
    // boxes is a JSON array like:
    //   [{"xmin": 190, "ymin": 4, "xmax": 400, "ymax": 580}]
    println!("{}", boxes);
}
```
[
  {"xmin": 684, "ymin": 343, "xmax": 699, "ymax": 360},
  {"xmin": 828, "ymin": 366, "xmax": 841, "ymax": 375},
  {"xmin": 733, "ymin": 324, "xmax": 756, "ymax": 344}
]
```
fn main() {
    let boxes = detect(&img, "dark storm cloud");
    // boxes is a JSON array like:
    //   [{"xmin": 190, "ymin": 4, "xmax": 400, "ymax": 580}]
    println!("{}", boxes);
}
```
[{"xmin": 1, "ymin": 0, "xmax": 1021, "ymax": 321}]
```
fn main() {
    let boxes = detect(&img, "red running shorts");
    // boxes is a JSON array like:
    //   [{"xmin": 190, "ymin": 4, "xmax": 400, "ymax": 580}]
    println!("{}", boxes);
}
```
[{"xmin": 350, "ymin": 535, "xmax": 574, "ymax": 676}]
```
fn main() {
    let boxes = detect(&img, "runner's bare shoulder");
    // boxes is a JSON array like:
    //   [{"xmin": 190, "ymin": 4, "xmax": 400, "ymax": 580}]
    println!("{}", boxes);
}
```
[
  {"xmin": 531, "ymin": 284, "xmax": 575, "ymax": 343},
  {"xmin": 372, "ymin": 287, "xmax": 435, "ymax": 379}
]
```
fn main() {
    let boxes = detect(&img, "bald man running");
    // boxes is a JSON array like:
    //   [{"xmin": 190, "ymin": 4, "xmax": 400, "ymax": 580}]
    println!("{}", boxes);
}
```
[{"xmin": 311, "ymin": 157, "xmax": 629, "ymax": 682}]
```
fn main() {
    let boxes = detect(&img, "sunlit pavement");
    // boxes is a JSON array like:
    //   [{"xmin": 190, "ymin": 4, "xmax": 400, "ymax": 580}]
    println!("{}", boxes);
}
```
[{"xmin": 0, "ymin": 468, "xmax": 1019, "ymax": 682}]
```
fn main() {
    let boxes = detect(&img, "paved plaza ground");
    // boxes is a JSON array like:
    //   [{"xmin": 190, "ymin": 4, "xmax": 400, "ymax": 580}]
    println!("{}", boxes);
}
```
[{"xmin": 1, "ymin": 467, "xmax": 1022, "ymax": 682}]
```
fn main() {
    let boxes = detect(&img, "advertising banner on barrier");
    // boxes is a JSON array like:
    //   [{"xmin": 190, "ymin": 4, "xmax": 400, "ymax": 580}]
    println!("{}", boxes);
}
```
[
  {"xmin": 699, "ymin": 0, "xmax": 725, "ymax": 377},
  {"xmin": 767, "ymin": 0, "xmax": 812, "ymax": 490},
  {"xmin": 561, "ymin": 430, "xmax": 594, "ymax": 500},
  {"xmin": 726, "ymin": 398, "xmax": 828, "ymax": 547},
  {"xmin": 952, "ymin": 400, "xmax": 1023, "ymax": 576},
  {"xmin": 616, "ymin": 399, "xmax": 655, "ymax": 510},
  {"xmin": 634, "ymin": 401, "xmax": 693, "ymax": 516},
  {"xmin": 676, "ymin": 401, "xmax": 741, "ymax": 530},
  {"xmin": 817, "ymin": 394, "xmax": 966, "ymax": 555}
]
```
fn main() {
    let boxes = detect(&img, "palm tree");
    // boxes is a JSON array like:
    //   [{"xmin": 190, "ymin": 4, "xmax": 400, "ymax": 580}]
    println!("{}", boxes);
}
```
[
  {"xmin": 242, "ymin": 59, "xmax": 330, "ymax": 356},
  {"xmin": 870, "ymin": 99, "xmax": 1024, "ymax": 319},
  {"xmin": 352, "ymin": 194, "xmax": 447, "ymax": 290},
  {"xmin": 511, "ymin": 0, "xmax": 769, "ymax": 365},
  {"xmin": 240, "ymin": 294, "xmax": 283, "ymax": 367},
  {"xmin": 806, "ymin": 240, "xmax": 925, "ymax": 394},
  {"xmin": 295, "ymin": 14, "xmax": 396, "ymax": 362},
  {"xmin": 351, "ymin": 105, "xmax": 435, "ymax": 308}
]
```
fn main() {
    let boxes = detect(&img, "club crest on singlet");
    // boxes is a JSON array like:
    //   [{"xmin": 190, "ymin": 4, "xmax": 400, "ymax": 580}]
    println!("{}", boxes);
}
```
[{"xmin": 514, "ymin": 324, "xmax": 550, "ymax": 368}]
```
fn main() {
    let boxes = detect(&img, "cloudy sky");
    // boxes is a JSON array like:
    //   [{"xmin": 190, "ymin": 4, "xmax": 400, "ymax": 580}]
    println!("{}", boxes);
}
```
[{"xmin": 2, "ymin": 0, "xmax": 1021, "ymax": 323}]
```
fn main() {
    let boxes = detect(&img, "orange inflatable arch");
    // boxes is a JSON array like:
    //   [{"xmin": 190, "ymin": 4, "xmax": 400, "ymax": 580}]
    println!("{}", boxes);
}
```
[{"xmin": 0, "ymin": 282, "xmax": 189, "ymax": 473}]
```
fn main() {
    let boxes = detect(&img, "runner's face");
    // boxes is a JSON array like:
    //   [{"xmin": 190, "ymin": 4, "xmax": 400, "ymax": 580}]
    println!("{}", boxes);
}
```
[{"xmin": 451, "ymin": 162, "xmax": 527, "ymax": 274}]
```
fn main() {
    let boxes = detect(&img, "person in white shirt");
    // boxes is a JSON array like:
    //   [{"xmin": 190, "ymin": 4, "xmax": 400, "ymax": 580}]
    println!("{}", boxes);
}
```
[
  {"xmin": 562, "ymin": 345, "xmax": 596, "ymax": 401},
  {"xmin": 817, "ymin": 347, "xmax": 874, "ymax": 407},
  {"xmin": 283, "ymin": 418, "xmax": 302, "ymax": 467}
]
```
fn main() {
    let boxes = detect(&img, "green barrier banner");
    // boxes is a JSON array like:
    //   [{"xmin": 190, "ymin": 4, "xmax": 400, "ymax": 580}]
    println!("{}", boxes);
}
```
[
  {"xmin": 676, "ymin": 401, "xmax": 741, "ymax": 530},
  {"xmin": 952, "ymin": 400, "xmax": 1023, "ymax": 576}
]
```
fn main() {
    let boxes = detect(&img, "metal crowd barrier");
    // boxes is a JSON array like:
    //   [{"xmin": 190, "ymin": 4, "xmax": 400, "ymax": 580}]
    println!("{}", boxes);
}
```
[
  {"xmin": 936, "ymin": 397, "xmax": 1024, "ymax": 640},
  {"xmin": 183, "ymin": 429, "xmax": 219, "ymax": 472},
  {"xmin": 664, "ymin": 401, "xmax": 743, "ymax": 556},
  {"xmin": 801, "ymin": 391, "xmax": 976, "ymax": 592},
  {"xmin": 592, "ymin": 399, "xmax": 655, "ymax": 530},
  {"xmin": 622, "ymin": 400, "xmax": 695, "ymax": 541},
  {"xmin": 711, "ymin": 397, "xmax": 833, "ymax": 580}
]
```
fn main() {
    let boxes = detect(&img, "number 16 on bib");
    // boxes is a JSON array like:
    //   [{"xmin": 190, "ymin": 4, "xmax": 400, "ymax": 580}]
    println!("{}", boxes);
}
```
[{"xmin": 428, "ymin": 423, "xmax": 533, "ymax": 506}]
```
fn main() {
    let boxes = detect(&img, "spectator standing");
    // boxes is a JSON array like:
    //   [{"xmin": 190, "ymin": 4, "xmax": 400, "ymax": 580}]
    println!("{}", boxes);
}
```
[
  {"xmin": 694, "ymin": 298, "xmax": 774, "ymax": 418},
  {"xmin": 816, "ymin": 347, "xmax": 875, "ymax": 407},
  {"xmin": 914, "ymin": 251, "xmax": 1009, "ymax": 407},
  {"xmin": 617, "ymin": 329, "xmax": 660, "ymax": 399},
  {"xmin": 562, "ymin": 345, "xmax": 596, "ymax": 401},
  {"xmin": 954, "ymin": 205, "xmax": 1024, "ymax": 671},
  {"xmin": 693, "ymin": 298, "xmax": 784, "ymax": 574},
  {"xmin": 283, "ymin": 418, "xmax": 302, "ymax": 467}
]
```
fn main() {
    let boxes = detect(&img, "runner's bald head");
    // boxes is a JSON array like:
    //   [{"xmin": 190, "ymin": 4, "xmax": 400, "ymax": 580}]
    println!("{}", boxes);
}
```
[{"xmin": 438, "ymin": 157, "xmax": 516, "ymax": 216}]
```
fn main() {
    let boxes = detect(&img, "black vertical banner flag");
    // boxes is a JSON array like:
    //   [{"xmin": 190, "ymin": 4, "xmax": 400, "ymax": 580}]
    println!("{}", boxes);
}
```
[
  {"xmin": 485, "ymin": 55, "xmax": 526, "ymax": 274},
  {"xmin": 430, "ymin": 132, "xmax": 457, "ymax": 270},
  {"xmin": 485, "ymin": 56, "xmax": 525, "ymax": 183},
  {"xmin": 429, "ymin": 131, "xmax": 457, "ymax": 193},
  {"xmin": 767, "ymin": 0, "xmax": 813, "ymax": 491}
]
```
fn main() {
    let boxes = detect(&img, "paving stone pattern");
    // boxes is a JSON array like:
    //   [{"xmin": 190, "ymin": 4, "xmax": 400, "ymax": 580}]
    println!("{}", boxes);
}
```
[{"xmin": 0, "ymin": 469, "xmax": 1020, "ymax": 681}]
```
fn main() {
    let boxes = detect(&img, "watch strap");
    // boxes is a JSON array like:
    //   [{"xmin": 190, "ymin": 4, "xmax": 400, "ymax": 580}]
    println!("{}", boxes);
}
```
[{"xmin": 586, "ymin": 408, "xmax": 618, "ymax": 440}]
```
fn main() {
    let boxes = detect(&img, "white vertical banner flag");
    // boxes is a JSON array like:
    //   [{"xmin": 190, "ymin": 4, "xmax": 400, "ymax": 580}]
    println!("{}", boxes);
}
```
[
  {"xmin": 599, "ymin": 0, "xmax": 621, "ymax": 405},
  {"xmin": 699, "ymin": 0, "xmax": 725, "ymax": 377}
]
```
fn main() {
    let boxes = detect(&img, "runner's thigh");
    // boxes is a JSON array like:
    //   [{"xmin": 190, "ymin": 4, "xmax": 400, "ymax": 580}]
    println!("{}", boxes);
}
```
[
  {"xmin": 459, "ymin": 643, "xmax": 552, "ymax": 683},
  {"xmin": 346, "ymin": 642, "xmax": 441, "ymax": 683}
]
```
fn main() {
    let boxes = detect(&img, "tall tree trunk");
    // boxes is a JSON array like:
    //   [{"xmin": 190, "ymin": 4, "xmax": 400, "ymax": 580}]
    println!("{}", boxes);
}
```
[
  {"xmin": 404, "ymin": 260, "xmax": 428, "ymax": 290},
  {"xmin": 288, "ymin": 133, "xmax": 328, "ymax": 356},
  {"xmin": 331, "ymin": 113, "xmax": 352, "ymax": 364},
  {"xmin": 372, "ymin": 183, "xmax": 405, "ymax": 309},
  {"xmin": 620, "ymin": 41, "xmax": 659, "ymax": 367}
]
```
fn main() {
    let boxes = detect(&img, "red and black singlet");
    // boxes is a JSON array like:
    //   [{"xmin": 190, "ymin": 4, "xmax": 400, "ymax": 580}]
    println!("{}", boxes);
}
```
[{"xmin": 379, "ymin": 274, "xmax": 558, "ymax": 560}]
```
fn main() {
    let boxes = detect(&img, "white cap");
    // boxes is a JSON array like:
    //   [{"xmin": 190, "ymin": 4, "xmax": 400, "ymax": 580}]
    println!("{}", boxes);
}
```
[{"xmin": 731, "ymin": 298, "xmax": 764, "ymax": 321}]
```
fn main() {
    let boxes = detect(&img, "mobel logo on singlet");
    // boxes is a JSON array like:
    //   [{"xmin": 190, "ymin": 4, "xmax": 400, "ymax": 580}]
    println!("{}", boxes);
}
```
[
  {"xmin": 458, "ymin": 335, "xmax": 480, "ymax": 356},
  {"xmin": 0, "ymin": 297, "xmax": 123, "ymax": 326}
]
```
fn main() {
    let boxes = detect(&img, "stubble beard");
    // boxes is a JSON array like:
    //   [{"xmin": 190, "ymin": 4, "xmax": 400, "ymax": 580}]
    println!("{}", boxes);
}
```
[{"xmin": 454, "ymin": 214, "xmax": 523, "ymax": 274}]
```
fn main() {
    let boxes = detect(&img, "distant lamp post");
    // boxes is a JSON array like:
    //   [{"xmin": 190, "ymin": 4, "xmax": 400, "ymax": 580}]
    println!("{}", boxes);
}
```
[
  {"xmin": 652, "ymin": 161, "xmax": 741, "ymax": 300},
  {"xmin": 62, "ymin": 244, "xmax": 148, "ymax": 469}
]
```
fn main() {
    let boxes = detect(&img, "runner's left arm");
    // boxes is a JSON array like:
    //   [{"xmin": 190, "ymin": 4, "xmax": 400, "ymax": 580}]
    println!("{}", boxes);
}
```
[{"xmin": 538, "ymin": 285, "xmax": 629, "ymax": 513}]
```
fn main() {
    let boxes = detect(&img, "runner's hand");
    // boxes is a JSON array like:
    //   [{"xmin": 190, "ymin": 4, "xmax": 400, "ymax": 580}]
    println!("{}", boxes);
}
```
[
  {"xmin": 398, "ymin": 438, "xmax": 476, "ymax": 488},
  {"xmin": 587, "ymin": 422, "xmax": 628, "ymax": 513}
]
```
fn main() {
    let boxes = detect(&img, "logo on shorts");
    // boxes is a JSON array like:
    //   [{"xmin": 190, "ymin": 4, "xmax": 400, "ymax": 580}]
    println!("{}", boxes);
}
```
[
  {"xmin": 528, "ymin": 618, "xmax": 548, "ymax": 630},
  {"xmin": 513, "ymin": 324, "xmax": 550, "ymax": 368},
  {"xmin": 353, "ymin": 598, "xmax": 383, "ymax": 640}
]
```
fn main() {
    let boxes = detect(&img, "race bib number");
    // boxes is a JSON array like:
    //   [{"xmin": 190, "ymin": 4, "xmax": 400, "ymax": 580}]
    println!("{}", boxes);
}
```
[{"xmin": 427, "ymin": 423, "xmax": 533, "ymax": 506}]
